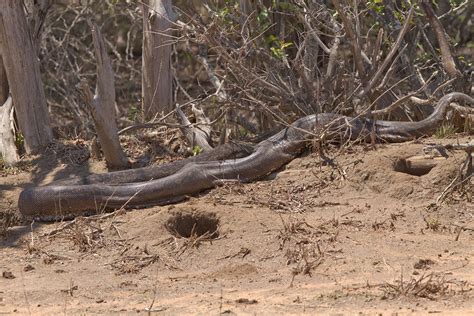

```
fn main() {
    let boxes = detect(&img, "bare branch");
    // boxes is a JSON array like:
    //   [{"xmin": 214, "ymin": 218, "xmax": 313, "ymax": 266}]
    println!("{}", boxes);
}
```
[
  {"xmin": 420, "ymin": 1, "xmax": 462, "ymax": 79},
  {"xmin": 358, "ymin": 6, "xmax": 414, "ymax": 98},
  {"xmin": 85, "ymin": 21, "xmax": 128, "ymax": 169}
]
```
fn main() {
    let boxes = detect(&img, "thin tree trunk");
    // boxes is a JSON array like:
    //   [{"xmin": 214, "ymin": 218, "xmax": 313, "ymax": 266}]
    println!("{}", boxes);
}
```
[
  {"xmin": 81, "ymin": 22, "xmax": 128, "ymax": 169},
  {"xmin": 0, "ymin": 0, "xmax": 52, "ymax": 153},
  {"xmin": 331, "ymin": 0, "xmax": 367, "ymax": 85},
  {"xmin": 142, "ymin": 0, "xmax": 175, "ymax": 119}
]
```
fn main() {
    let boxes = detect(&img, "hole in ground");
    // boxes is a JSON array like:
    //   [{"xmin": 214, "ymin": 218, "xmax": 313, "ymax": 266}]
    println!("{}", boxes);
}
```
[
  {"xmin": 165, "ymin": 211, "xmax": 220, "ymax": 239},
  {"xmin": 393, "ymin": 157, "xmax": 436, "ymax": 176}
]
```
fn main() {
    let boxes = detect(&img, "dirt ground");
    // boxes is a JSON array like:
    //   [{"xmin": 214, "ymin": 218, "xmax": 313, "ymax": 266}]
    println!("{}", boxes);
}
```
[{"xmin": 1, "ymin": 137, "xmax": 473, "ymax": 315}]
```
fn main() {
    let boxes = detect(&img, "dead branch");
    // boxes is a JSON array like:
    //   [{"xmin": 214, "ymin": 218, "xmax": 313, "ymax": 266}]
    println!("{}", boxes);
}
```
[
  {"xmin": 358, "ymin": 6, "xmax": 414, "ymax": 99},
  {"xmin": 175, "ymin": 105, "xmax": 212, "ymax": 152},
  {"xmin": 83, "ymin": 21, "xmax": 128, "ymax": 169},
  {"xmin": 331, "ymin": 0, "xmax": 367, "ymax": 84},
  {"xmin": 420, "ymin": 1, "xmax": 462, "ymax": 79}
]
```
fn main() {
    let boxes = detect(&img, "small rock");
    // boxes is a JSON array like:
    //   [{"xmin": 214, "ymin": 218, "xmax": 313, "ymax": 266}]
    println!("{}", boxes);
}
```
[
  {"xmin": 24, "ymin": 265, "xmax": 35, "ymax": 272},
  {"xmin": 43, "ymin": 257, "xmax": 55, "ymax": 265},
  {"xmin": 2, "ymin": 271, "xmax": 15, "ymax": 279},
  {"xmin": 235, "ymin": 298, "xmax": 258, "ymax": 305},
  {"xmin": 414, "ymin": 259, "xmax": 435, "ymax": 270}
]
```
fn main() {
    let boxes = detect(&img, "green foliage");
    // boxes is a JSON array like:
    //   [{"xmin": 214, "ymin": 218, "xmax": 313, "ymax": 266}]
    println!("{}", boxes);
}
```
[
  {"xmin": 192, "ymin": 145, "xmax": 203, "ymax": 156},
  {"xmin": 275, "ymin": 1, "xmax": 297, "ymax": 11},
  {"xmin": 15, "ymin": 133, "xmax": 24, "ymax": 149},
  {"xmin": 415, "ymin": 52, "xmax": 434, "ymax": 64},
  {"xmin": 270, "ymin": 40, "xmax": 293, "ymax": 59},
  {"xmin": 257, "ymin": 7, "xmax": 271, "ymax": 30},
  {"xmin": 216, "ymin": 2, "xmax": 238, "ymax": 26},
  {"xmin": 449, "ymin": 0, "xmax": 466, "ymax": 6},
  {"xmin": 265, "ymin": 34, "xmax": 293, "ymax": 59},
  {"xmin": 128, "ymin": 106, "xmax": 139, "ymax": 122},
  {"xmin": 457, "ymin": 55, "xmax": 473, "ymax": 69},
  {"xmin": 434, "ymin": 123, "xmax": 457, "ymax": 139},
  {"xmin": 394, "ymin": 10, "xmax": 405, "ymax": 23},
  {"xmin": 367, "ymin": 0, "xmax": 384, "ymax": 13},
  {"xmin": 217, "ymin": 6, "xmax": 230, "ymax": 19}
]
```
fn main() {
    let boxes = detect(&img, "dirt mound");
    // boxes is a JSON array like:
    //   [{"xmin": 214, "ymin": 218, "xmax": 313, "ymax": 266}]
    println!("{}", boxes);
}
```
[{"xmin": 348, "ymin": 143, "xmax": 466, "ymax": 200}]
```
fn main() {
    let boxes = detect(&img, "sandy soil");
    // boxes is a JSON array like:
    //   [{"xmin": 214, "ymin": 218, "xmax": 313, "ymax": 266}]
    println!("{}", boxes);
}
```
[{"xmin": 1, "ymin": 138, "xmax": 473, "ymax": 315}]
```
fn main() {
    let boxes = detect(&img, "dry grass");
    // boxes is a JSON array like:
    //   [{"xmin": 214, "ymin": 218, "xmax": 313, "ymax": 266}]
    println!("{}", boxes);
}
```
[
  {"xmin": 0, "ymin": 210, "xmax": 19, "ymax": 237},
  {"xmin": 277, "ymin": 215, "xmax": 339, "ymax": 285},
  {"xmin": 111, "ymin": 254, "xmax": 161, "ymax": 274},
  {"xmin": 66, "ymin": 219, "xmax": 105, "ymax": 252},
  {"xmin": 381, "ymin": 272, "xmax": 471, "ymax": 300}
]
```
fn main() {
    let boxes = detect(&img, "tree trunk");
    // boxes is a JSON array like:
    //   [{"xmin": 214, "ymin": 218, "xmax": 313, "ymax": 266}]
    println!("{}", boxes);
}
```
[
  {"xmin": 142, "ymin": 0, "xmax": 174, "ymax": 119},
  {"xmin": 82, "ymin": 22, "xmax": 128, "ymax": 169},
  {"xmin": 0, "ymin": 0, "xmax": 52, "ymax": 153}
]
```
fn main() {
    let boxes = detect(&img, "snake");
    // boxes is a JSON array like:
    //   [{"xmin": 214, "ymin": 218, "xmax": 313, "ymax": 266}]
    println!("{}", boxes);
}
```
[{"xmin": 18, "ymin": 92, "xmax": 473, "ymax": 221}]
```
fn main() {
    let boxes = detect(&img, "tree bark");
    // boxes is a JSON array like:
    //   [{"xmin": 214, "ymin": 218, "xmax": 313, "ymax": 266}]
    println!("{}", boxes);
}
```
[
  {"xmin": 24, "ymin": 0, "xmax": 50, "ymax": 53},
  {"xmin": 83, "ymin": 22, "xmax": 128, "ymax": 169},
  {"xmin": 0, "ymin": 54, "xmax": 8, "ymax": 104},
  {"xmin": 0, "ymin": 0, "xmax": 52, "ymax": 153},
  {"xmin": 239, "ymin": 0, "xmax": 254, "ymax": 15},
  {"xmin": 142, "ymin": 0, "xmax": 175, "ymax": 119},
  {"xmin": 0, "ymin": 96, "xmax": 19, "ymax": 166}
]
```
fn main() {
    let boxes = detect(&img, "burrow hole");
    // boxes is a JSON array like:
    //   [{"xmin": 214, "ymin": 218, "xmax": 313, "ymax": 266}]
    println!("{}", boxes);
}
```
[
  {"xmin": 165, "ymin": 211, "xmax": 220, "ymax": 239},
  {"xmin": 393, "ymin": 158, "xmax": 434, "ymax": 177}
]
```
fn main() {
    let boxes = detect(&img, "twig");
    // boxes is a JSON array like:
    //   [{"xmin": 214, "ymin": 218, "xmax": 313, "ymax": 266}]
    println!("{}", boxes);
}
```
[
  {"xmin": 358, "ymin": 6, "xmax": 414, "ymax": 99},
  {"xmin": 435, "ymin": 141, "xmax": 473, "ymax": 205},
  {"xmin": 331, "ymin": 0, "xmax": 367, "ymax": 83}
]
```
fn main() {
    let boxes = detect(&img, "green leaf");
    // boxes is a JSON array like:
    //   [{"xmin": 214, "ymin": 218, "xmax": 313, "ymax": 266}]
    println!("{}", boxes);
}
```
[{"xmin": 192, "ymin": 145, "xmax": 203, "ymax": 156}]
